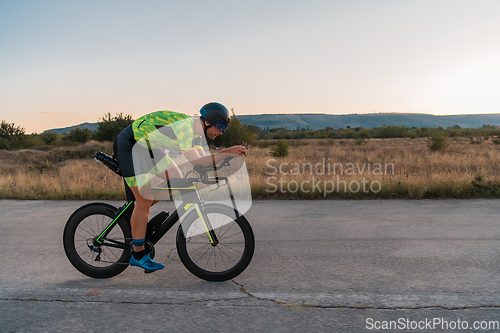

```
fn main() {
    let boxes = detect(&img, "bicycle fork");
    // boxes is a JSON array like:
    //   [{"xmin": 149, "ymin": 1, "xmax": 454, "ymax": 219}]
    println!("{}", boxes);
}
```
[{"xmin": 193, "ymin": 204, "xmax": 219, "ymax": 246}]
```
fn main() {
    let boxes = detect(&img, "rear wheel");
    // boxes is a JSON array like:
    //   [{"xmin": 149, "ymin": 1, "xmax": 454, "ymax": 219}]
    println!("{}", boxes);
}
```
[
  {"xmin": 176, "ymin": 204, "xmax": 254, "ymax": 281},
  {"xmin": 63, "ymin": 203, "xmax": 132, "ymax": 278}
]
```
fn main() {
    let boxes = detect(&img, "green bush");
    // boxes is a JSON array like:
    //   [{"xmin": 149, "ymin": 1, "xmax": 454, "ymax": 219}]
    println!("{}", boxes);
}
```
[
  {"xmin": 270, "ymin": 140, "xmax": 289, "ymax": 157},
  {"xmin": 427, "ymin": 133, "xmax": 448, "ymax": 152},
  {"xmin": 374, "ymin": 124, "xmax": 407, "ymax": 138},
  {"xmin": 94, "ymin": 113, "xmax": 134, "ymax": 142},
  {"xmin": 210, "ymin": 110, "xmax": 257, "ymax": 147},
  {"xmin": 63, "ymin": 127, "xmax": 93, "ymax": 144},
  {"xmin": 0, "ymin": 120, "xmax": 25, "ymax": 150},
  {"xmin": 355, "ymin": 137, "xmax": 368, "ymax": 145},
  {"xmin": 468, "ymin": 135, "xmax": 484, "ymax": 144},
  {"xmin": 468, "ymin": 174, "xmax": 500, "ymax": 197},
  {"xmin": 40, "ymin": 131, "xmax": 58, "ymax": 145}
]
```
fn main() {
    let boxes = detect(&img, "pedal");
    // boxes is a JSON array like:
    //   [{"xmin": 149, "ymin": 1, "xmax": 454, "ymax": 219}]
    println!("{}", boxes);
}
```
[{"xmin": 144, "ymin": 269, "xmax": 153, "ymax": 274}]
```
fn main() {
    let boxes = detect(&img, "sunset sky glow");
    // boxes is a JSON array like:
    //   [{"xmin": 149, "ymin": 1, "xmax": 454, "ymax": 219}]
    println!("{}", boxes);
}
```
[{"xmin": 1, "ymin": 0, "xmax": 500, "ymax": 133}]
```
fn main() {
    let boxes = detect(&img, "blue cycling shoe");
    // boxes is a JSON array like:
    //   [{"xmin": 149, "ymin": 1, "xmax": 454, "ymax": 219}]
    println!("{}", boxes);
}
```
[{"xmin": 129, "ymin": 254, "xmax": 164, "ymax": 272}]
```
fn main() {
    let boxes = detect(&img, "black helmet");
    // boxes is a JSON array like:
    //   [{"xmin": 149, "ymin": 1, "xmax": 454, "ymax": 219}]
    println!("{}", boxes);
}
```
[{"xmin": 200, "ymin": 102, "xmax": 231, "ymax": 127}]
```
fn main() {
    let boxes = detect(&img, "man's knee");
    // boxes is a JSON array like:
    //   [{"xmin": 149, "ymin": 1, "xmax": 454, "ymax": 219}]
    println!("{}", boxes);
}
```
[
  {"xmin": 134, "ymin": 196, "xmax": 153, "ymax": 212},
  {"xmin": 165, "ymin": 164, "xmax": 183, "ymax": 179}
]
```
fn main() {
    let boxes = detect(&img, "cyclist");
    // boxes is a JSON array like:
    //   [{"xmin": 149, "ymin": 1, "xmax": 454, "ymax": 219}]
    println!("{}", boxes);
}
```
[{"xmin": 113, "ymin": 102, "xmax": 247, "ymax": 272}]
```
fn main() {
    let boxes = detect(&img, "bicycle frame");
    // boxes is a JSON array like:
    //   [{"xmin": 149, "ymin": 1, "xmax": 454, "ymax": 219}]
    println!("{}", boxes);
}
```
[{"xmin": 93, "ymin": 177, "xmax": 228, "ymax": 251}]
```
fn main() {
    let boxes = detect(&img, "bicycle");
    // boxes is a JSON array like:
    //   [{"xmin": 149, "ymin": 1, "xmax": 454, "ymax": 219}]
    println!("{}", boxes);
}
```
[{"xmin": 63, "ymin": 152, "xmax": 255, "ymax": 281}]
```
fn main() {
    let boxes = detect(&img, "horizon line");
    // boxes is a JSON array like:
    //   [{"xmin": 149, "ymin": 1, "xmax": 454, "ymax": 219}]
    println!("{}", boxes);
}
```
[
  {"xmin": 235, "ymin": 112, "xmax": 500, "ymax": 116},
  {"xmin": 37, "ymin": 112, "xmax": 500, "ymax": 134}
]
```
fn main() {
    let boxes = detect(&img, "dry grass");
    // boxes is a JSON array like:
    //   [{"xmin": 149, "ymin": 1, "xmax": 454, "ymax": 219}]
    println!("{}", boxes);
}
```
[
  {"xmin": 0, "ymin": 141, "xmax": 124, "ymax": 200},
  {"xmin": 0, "ymin": 159, "xmax": 124, "ymax": 200},
  {"xmin": 1, "ymin": 138, "xmax": 500, "ymax": 200},
  {"xmin": 247, "ymin": 137, "xmax": 500, "ymax": 199}
]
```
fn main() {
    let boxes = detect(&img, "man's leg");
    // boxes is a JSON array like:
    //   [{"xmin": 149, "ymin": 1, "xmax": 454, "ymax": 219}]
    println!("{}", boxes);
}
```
[
  {"xmin": 151, "ymin": 160, "xmax": 183, "ymax": 204},
  {"xmin": 129, "ymin": 185, "xmax": 152, "ymax": 252},
  {"xmin": 128, "ymin": 184, "xmax": 164, "ymax": 271},
  {"xmin": 164, "ymin": 162, "xmax": 183, "ymax": 180}
]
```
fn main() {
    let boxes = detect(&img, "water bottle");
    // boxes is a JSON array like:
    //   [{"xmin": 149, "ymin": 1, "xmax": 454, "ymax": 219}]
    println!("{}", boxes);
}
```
[{"xmin": 95, "ymin": 152, "xmax": 121, "ymax": 175}]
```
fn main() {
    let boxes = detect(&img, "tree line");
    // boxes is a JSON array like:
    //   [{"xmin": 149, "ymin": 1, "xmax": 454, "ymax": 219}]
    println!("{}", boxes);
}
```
[
  {"xmin": 2, "ymin": 113, "xmax": 499, "ymax": 151},
  {"xmin": 255, "ymin": 124, "xmax": 500, "ymax": 141},
  {"xmin": 0, "ymin": 111, "xmax": 258, "ymax": 150},
  {"xmin": 0, "ymin": 113, "xmax": 134, "ymax": 150}
]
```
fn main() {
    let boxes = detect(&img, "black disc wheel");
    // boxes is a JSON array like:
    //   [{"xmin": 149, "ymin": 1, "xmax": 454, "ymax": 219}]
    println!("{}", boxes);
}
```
[
  {"xmin": 176, "ymin": 204, "xmax": 255, "ymax": 282},
  {"xmin": 63, "ymin": 203, "xmax": 132, "ymax": 278}
]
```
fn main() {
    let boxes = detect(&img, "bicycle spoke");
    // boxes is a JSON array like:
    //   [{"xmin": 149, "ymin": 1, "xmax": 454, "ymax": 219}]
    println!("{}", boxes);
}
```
[
  {"xmin": 217, "ymin": 230, "xmax": 243, "ymax": 242},
  {"xmin": 76, "ymin": 227, "xmax": 95, "ymax": 238},
  {"xmin": 217, "ymin": 242, "xmax": 243, "ymax": 254},
  {"xmin": 193, "ymin": 244, "xmax": 214, "ymax": 261},
  {"xmin": 204, "ymin": 248, "xmax": 215, "ymax": 270},
  {"xmin": 215, "ymin": 247, "xmax": 230, "ymax": 269},
  {"xmin": 74, "ymin": 242, "xmax": 89, "ymax": 250},
  {"xmin": 216, "ymin": 222, "xmax": 236, "ymax": 240},
  {"xmin": 86, "ymin": 217, "xmax": 98, "ymax": 237},
  {"xmin": 186, "ymin": 226, "xmax": 244, "ymax": 272},
  {"xmin": 73, "ymin": 214, "xmax": 127, "ymax": 269},
  {"xmin": 102, "ymin": 249, "xmax": 116, "ymax": 264}
]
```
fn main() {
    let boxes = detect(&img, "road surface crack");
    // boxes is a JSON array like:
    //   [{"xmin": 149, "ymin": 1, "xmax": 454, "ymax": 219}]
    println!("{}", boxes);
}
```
[{"xmin": 229, "ymin": 281, "xmax": 500, "ymax": 311}]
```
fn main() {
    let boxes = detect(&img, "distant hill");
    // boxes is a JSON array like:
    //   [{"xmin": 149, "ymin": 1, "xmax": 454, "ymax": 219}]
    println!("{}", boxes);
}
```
[
  {"xmin": 237, "ymin": 113, "xmax": 500, "ymax": 130},
  {"xmin": 43, "ymin": 113, "xmax": 500, "ymax": 133},
  {"xmin": 43, "ymin": 122, "xmax": 98, "ymax": 134}
]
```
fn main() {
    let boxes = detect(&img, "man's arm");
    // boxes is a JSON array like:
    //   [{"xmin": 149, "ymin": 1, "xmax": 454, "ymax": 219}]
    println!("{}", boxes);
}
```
[{"xmin": 182, "ymin": 145, "xmax": 247, "ymax": 167}]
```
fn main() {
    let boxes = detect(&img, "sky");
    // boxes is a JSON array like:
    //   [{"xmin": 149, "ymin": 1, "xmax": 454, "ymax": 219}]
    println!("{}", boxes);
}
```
[{"xmin": 1, "ymin": 0, "xmax": 500, "ymax": 133}]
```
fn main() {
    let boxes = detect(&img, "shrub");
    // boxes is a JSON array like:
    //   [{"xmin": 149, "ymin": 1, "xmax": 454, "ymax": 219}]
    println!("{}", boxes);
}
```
[
  {"xmin": 355, "ymin": 137, "xmax": 368, "ymax": 145},
  {"xmin": 270, "ymin": 140, "xmax": 289, "ymax": 157},
  {"xmin": 468, "ymin": 174, "xmax": 500, "ymax": 197},
  {"xmin": 427, "ymin": 133, "xmax": 448, "ymax": 152},
  {"xmin": 468, "ymin": 136, "xmax": 484, "ymax": 144},
  {"xmin": 40, "ymin": 131, "xmax": 58, "ymax": 145},
  {"xmin": 210, "ymin": 110, "xmax": 257, "ymax": 147},
  {"xmin": 0, "ymin": 120, "xmax": 26, "ymax": 150},
  {"xmin": 374, "ymin": 124, "xmax": 407, "ymax": 138},
  {"xmin": 94, "ymin": 113, "xmax": 134, "ymax": 142},
  {"xmin": 64, "ymin": 127, "xmax": 93, "ymax": 144}
]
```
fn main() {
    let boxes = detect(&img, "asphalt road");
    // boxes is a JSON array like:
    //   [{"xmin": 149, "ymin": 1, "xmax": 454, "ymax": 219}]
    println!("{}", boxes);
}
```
[{"xmin": 1, "ymin": 199, "xmax": 500, "ymax": 332}]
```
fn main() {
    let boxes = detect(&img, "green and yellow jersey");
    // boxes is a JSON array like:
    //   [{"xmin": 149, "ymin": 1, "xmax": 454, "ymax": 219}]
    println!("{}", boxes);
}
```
[
  {"xmin": 132, "ymin": 111, "xmax": 203, "ymax": 151},
  {"xmin": 123, "ymin": 110, "xmax": 203, "ymax": 187}
]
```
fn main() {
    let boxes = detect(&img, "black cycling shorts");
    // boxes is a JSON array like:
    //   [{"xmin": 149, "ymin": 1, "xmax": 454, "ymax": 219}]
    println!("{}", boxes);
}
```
[{"xmin": 113, "ymin": 125, "xmax": 173, "ymax": 187}]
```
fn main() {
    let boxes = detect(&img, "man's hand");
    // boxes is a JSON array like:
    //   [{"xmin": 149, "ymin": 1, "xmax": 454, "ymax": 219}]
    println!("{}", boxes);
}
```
[
  {"xmin": 220, "ymin": 145, "xmax": 247, "ymax": 156},
  {"xmin": 183, "ymin": 145, "xmax": 246, "ymax": 168}
]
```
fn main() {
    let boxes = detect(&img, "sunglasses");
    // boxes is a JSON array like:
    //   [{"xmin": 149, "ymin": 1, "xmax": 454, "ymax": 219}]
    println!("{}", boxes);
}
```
[{"xmin": 213, "ymin": 118, "xmax": 228, "ymax": 133}]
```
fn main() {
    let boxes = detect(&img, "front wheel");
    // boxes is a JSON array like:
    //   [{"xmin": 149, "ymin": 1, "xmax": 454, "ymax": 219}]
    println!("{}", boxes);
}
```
[
  {"xmin": 63, "ymin": 203, "xmax": 132, "ymax": 278},
  {"xmin": 176, "ymin": 204, "xmax": 255, "ymax": 281}
]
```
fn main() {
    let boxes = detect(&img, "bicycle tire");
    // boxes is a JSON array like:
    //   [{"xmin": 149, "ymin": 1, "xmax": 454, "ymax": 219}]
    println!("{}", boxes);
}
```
[
  {"xmin": 63, "ymin": 203, "xmax": 132, "ymax": 278},
  {"xmin": 176, "ymin": 204, "xmax": 254, "ymax": 282}
]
